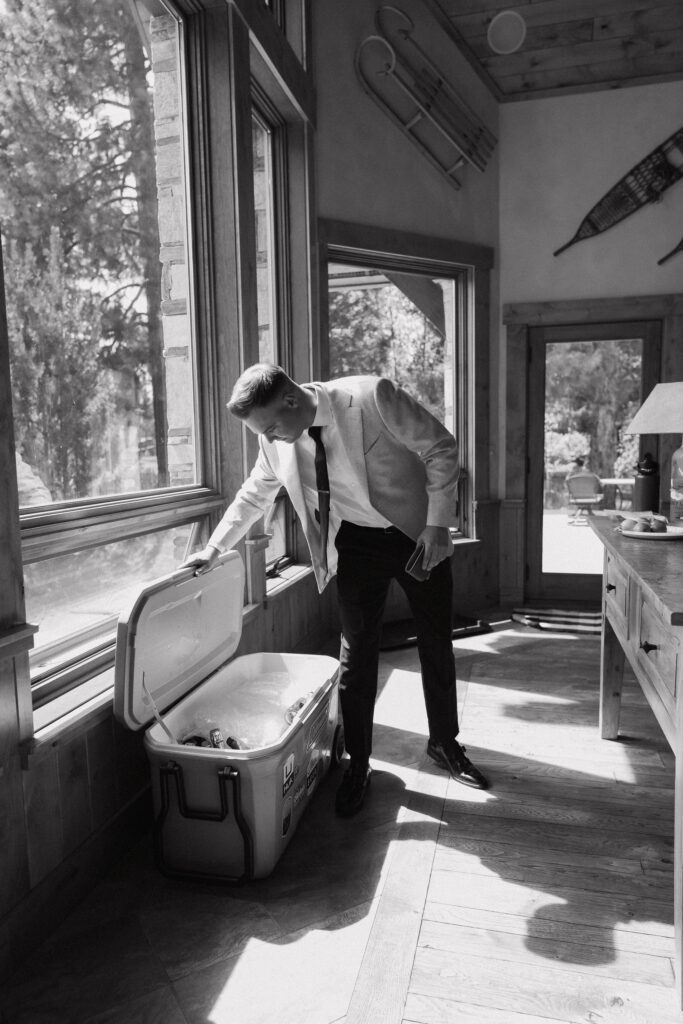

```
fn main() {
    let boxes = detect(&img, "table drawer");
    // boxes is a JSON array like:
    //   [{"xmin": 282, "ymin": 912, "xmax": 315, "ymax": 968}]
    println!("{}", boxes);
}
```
[
  {"xmin": 636, "ymin": 600, "xmax": 680, "ymax": 703},
  {"xmin": 605, "ymin": 552, "xmax": 629, "ymax": 637}
]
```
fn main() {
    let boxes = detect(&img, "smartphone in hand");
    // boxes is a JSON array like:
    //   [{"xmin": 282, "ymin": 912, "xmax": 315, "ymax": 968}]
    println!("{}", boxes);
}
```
[{"xmin": 405, "ymin": 543, "xmax": 430, "ymax": 582}]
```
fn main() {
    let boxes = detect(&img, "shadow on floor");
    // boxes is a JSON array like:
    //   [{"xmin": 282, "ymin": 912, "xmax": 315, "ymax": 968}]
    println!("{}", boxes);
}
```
[{"xmin": 1, "ymin": 622, "xmax": 675, "ymax": 1024}]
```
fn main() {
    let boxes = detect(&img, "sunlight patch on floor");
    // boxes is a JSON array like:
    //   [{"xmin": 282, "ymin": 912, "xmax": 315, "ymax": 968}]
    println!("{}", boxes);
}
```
[
  {"xmin": 374, "ymin": 666, "xmax": 429, "ymax": 734},
  {"xmin": 453, "ymin": 625, "xmax": 594, "ymax": 655},
  {"xmin": 208, "ymin": 904, "xmax": 379, "ymax": 1024},
  {"xmin": 444, "ymin": 782, "xmax": 496, "ymax": 805}
]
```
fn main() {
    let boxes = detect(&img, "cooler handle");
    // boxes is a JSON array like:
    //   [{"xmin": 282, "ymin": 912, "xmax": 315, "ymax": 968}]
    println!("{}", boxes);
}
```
[{"xmin": 154, "ymin": 760, "xmax": 255, "ymax": 883}]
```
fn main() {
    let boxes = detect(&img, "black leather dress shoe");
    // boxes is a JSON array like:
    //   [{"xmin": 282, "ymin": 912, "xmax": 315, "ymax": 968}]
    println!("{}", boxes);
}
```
[
  {"xmin": 427, "ymin": 739, "xmax": 489, "ymax": 790},
  {"xmin": 335, "ymin": 761, "xmax": 372, "ymax": 817}
]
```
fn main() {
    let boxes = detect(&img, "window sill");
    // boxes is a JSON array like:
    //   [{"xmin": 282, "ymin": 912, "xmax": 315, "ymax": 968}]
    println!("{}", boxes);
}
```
[
  {"xmin": 265, "ymin": 562, "xmax": 314, "ymax": 597},
  {"xmin": 27, "ymin": 670, "xmax": 116, "ymax": 767},
  {"xmin": 27, "ymin": 563, "xmax": 316, "ymax": 764}
]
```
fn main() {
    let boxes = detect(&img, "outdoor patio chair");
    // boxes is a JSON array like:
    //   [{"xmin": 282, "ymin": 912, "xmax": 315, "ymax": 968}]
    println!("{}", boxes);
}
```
[{"xmin": 567, "ymin": 473, "xmax": 604, "ymax": 524}]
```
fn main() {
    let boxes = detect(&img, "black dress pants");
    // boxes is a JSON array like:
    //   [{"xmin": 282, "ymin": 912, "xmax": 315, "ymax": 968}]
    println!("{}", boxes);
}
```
[{"xmin": 334, "ymin": 520, "xmax": 459, "ymax": 766}]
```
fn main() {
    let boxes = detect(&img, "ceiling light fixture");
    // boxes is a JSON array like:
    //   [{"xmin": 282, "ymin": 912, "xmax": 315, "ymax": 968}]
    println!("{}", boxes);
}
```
[{"xmin": 487, "ymin": 10, "xmax": 527, "ymax": 55}]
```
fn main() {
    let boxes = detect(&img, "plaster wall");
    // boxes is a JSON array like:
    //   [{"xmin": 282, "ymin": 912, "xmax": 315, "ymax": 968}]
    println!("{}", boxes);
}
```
[
  {"xmin": 312, "ymin": 0, "xmax": 499, "ymax": 248},
  {"xmin": 499, "ymin": 81, "xmax": 683, "ymax": 305}
]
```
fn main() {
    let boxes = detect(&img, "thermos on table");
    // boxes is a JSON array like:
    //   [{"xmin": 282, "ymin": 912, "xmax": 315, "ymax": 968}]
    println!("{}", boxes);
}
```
[{"xmin": 632, "ymin": 452, "xmax": 660, "ymax": 512}]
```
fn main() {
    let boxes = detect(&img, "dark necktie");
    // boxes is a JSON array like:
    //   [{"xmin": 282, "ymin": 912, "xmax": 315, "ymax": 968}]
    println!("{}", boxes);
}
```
[{"xmin": 308, "ymin": 426, "xmax": 330, "ymax": 572}]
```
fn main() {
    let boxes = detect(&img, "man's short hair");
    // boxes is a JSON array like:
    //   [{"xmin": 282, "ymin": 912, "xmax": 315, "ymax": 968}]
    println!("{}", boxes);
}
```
[{"xmin": 227, "ymin": 363, "xmax": 292, "ymax": 418}]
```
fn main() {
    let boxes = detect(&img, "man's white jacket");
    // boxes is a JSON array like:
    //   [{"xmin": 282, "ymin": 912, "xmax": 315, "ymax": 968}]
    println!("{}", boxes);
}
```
[{"xmin": 207, "ymin": 376, "xmax": 460, "ymax": 591}]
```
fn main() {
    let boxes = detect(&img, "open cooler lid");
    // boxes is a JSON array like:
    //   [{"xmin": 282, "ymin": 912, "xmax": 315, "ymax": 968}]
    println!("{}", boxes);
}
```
[{"xmin": 114, "ymin": 550, "xmax": 245, "ymax": 731}]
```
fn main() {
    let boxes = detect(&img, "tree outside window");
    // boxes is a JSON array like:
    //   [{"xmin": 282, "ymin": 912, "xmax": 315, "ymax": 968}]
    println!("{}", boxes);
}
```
[
  {"xmin": 0, "ymin": 0, "xmax": 202, "ymax": 703},
  {"xmin": 1, "ymin": 0, "xmax": 197, "ymax": 507},
  {"xmin": 328, "ymin": 263, "xmax": 455, "ymax": 430}
]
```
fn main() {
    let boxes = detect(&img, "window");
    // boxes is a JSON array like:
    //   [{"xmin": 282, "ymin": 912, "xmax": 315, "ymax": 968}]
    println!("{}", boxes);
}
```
[
  {"xmin": 252, "ymin": 111, "xmax": 279, "ymax": 365},
  {"xmin": 328, "ymin": 264, "xmax": 457, "ymax": 429},
  {"xmin": 251, "ymin": 100, "xmax": 291, "ymax": 571},
  {"xmin": 1, "ymin": 0, "xmax": 215, "ymax": 708},
  {"xmin": 326, "ymin": 247, "xmax": 474, "ymax": 536},
  {"xmin": 27, "ymin": 526, "xmax": 195, "ymax": 706},
  {"xmin": 2, "ymin": 0, "xmax": 318, "ymax": 715},
  {"xmin": 5, "ymin": 0, "xmax": 200, "ymax": 505}
]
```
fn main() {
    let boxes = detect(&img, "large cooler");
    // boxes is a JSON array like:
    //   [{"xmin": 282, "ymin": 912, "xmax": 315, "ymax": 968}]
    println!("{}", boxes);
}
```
[{"xmin": 114, "ymin": 550, "xmax": 341, "ymax": 882}]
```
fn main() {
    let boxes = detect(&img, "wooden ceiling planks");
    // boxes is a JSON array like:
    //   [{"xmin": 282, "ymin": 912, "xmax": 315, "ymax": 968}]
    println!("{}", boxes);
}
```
[{"xmin": 429, "ymin": 0, "xmax": 683, "ymax": 101}]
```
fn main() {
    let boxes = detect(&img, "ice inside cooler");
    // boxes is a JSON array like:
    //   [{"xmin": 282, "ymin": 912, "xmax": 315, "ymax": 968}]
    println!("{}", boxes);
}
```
[{"xmin": 151, "ymin": 654, "xmax": 322, "ymax": 750}]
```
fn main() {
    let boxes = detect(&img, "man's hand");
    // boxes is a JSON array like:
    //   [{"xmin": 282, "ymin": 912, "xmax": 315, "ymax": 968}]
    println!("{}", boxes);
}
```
[
  {"xmin": 416, "ymin": 525, "xmax": 454, "ymax": 573},
  {"xmin": 180, "ymin": 544, "xmax": 220, "ymax": 576}
]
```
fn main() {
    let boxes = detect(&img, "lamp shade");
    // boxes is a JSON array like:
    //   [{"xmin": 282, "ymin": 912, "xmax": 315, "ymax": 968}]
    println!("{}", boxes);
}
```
[{"xmin": 625, "ymin": 382, "xmax": 683, "ymax": 434}]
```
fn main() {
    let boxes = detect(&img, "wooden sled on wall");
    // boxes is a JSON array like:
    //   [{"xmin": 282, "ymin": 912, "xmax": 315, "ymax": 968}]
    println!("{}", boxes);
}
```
[{"xmin": 355, "ymin": 5, "xmax": 496, "ymax": 192}]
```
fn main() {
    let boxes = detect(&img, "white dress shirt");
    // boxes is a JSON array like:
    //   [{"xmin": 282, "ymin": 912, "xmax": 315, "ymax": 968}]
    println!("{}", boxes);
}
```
[{"xmin": 297, "ymin": 385, "xmax": 392, "ymax": 533}]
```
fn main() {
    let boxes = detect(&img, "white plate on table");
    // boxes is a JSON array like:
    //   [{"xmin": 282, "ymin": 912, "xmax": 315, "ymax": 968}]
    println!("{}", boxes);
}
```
[{"xmin": 618, "ymin": 526, "xmax": 683, "ymax": 540}]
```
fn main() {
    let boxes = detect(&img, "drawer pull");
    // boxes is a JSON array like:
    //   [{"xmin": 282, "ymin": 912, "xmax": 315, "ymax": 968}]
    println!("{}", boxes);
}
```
[
  {"xmin": 640, "ymin": 640, "xmax": 659, "ymax": 655},
  {"xmin": 606, "ymin": 584, "xmax": 616, "ymax": 593}
]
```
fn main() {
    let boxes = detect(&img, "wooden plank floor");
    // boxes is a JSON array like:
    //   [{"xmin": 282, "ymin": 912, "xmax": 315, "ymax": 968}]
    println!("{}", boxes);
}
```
[
  {"xmin": 1, "ymin": 617, "xmax": 680, "ymax": 1023},
  {"xmin": 390, "ymin": 622, "xmax": 679, "ymax": 1024}
]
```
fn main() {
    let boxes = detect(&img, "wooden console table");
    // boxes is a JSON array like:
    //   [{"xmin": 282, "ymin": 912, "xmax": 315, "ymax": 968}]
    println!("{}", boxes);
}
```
[{"xmin": 591, "ymin": 516, "xmax": 683, "ymax": 1006}]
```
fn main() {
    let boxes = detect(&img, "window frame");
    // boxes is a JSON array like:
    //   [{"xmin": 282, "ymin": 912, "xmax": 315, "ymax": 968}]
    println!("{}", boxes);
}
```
[
  {"xmin": 251, "ymin": 101, "xmax": 281, "ymax": 366},
  {"xmin": 319, "ymin": 219, "xmax": 494, "ymax": 541},
  {"xmin": 249, "ymin": 89, "xmax": 301, "ymax": 572},
  {"xmin": 237, "ymin": 12, "xmax": 316, "ymax": 584},
  {"xmin": 7, "ymin": 0, "xmax": 317, "ymax": 715},
  {"xmin": 2, "ymin": 0, "xmax": 218, "ymax": 706}
]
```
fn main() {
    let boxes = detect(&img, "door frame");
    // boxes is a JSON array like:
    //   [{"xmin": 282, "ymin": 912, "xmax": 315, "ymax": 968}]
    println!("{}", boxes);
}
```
[
  {"xmin": 526, "ymin": 319, "xmax": 661, "ymax": 603},
  {"xmin": 500, "ymin": 294, "xmax": 683, "ymax": 608}
]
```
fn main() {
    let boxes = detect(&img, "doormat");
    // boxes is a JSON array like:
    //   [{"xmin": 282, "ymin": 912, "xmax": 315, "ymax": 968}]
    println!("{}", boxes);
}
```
[
  {"xmin": 380, "ymin": 615, "xmax": 492, "ymax": 651},
  {"xmin": 511, "ymin": 607, "xmax": 602, "ymax": 634}
]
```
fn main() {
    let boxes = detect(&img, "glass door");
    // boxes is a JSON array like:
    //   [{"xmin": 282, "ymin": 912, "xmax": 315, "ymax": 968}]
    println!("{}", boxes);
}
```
[{"xmin": 525, "ymin": 321, "xmax": 661, "ymax": 603}]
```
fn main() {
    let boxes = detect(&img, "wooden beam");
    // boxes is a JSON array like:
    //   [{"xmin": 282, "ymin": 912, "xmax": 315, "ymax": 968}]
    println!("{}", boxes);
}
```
[{"xmin": 503, "ymin": 294, "xmax": 683, "ymax": 326}]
